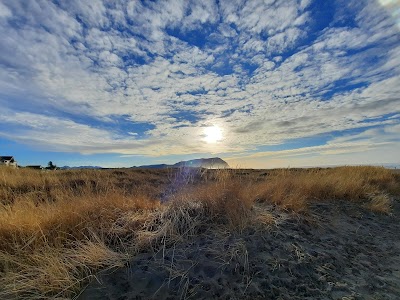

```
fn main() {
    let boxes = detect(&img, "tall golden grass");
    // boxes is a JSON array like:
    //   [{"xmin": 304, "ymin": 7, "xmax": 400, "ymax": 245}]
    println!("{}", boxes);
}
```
[
  {"xmin": 253, "ymin": 166, "xmax": 398, "ymax": 212},
  {"xmin": 0, "ymin": 166, "xmax": 398, "ymax": 299}
]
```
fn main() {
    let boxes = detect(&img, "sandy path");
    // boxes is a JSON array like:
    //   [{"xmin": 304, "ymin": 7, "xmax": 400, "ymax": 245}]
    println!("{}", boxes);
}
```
[{"xmin": 78, "ymin": 200, "xmax": 400, "ymax": 300}]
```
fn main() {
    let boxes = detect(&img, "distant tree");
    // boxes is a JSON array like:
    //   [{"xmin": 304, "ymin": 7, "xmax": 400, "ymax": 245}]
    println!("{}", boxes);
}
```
[{"xmin": 47, "ymin": 161, "xmax": 57, "ymax": 170}]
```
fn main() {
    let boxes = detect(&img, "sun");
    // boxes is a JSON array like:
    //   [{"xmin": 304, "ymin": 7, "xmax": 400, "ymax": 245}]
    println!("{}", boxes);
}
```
[{"xmin": 204, "ymin": 125, "xmax": 223, "ymax": 143}]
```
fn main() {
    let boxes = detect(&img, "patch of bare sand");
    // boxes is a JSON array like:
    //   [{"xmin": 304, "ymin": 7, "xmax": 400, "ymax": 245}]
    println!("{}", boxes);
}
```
[{"xmin": 78, "ymin": 200, "xmax": 400, "ymax": 300}]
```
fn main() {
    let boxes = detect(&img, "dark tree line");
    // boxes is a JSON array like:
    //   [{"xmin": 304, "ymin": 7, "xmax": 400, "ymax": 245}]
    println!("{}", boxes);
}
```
[{"xmin": 46, "ymin": 161, "xmax": 57, "ymax": 170}]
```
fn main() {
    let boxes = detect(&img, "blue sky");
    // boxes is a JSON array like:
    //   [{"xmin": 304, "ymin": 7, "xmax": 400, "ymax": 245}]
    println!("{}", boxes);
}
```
[{"xmin": 0, "ymin": 0, "xmax": 399, "ymax": 168}]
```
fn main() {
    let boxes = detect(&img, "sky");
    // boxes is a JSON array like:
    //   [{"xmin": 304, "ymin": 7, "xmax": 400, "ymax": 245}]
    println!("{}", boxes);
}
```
[{"xmin": 0, "ymin": 0, "xmax": 399, "ymax": 168}]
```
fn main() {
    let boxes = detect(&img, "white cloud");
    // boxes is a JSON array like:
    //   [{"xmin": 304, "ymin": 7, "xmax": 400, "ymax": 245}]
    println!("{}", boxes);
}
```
[
  {"xmin": 226, "ymin": 123, "xmax": 400, "ymax": 168},
  {"xmin": 0, "ymin": 2, "xmax": 12, "ymax": 18}
]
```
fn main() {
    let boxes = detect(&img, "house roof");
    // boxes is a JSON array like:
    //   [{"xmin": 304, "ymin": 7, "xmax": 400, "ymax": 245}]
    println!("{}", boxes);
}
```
[{"xmin": 0, "ymin": 156, "xmax": 14, "ymax": 162}]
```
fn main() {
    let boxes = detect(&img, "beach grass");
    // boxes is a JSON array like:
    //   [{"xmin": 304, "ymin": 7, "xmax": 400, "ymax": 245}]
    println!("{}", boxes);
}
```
[{"xmin": 0, "ymin": 166, "xmax": 398, "ymax": 299}]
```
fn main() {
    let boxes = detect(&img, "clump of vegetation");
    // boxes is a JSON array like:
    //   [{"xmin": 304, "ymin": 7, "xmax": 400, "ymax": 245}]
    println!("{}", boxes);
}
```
[
  {"xmin": 46, "ymin": 161, "xmax": 57, "ymax": 170},
  {"xmin": 253, "ymin": 166, "xmax": 397, "ymax": 212},
  {"xmin": 0, "ymin": 166, "xmax": 398, "ymax": 299}
]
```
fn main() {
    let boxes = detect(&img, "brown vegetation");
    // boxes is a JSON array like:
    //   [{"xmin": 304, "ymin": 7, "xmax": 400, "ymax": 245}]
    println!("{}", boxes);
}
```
[{"xmin": 0, "ymin": 166, "xmax": 399, "ymax": 299}]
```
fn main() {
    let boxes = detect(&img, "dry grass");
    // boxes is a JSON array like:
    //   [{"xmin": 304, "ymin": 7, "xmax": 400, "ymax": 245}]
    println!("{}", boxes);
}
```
[
  {"xmin": 0, "ymin": 165, "xmax": 398, "ymax": 299},
  {"xmin": 253, "ymin": 166, "xmax": 398, "ymax": 211}
]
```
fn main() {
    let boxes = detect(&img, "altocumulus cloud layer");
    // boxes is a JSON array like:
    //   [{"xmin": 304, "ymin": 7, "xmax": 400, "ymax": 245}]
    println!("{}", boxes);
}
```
[{"xmin": 0, "ymin": 0, "xmax": 399, "ymax": 166}]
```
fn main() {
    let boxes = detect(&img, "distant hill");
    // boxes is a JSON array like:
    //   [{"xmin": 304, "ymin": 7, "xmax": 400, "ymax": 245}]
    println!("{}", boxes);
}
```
[
  {"xmin": 61, "ymin": 166, "xmax": 103, "ymax": 170},
  {"xmin": 135, "ymin": 164, "xmax": 170, "ymax": 169},
  {"xmin": 173, "ymin": 157, "xmax": 229, "ymax": 168},
  {"xmin": 135, "ymin": 157, "xmax": 229, "ymax": 169},
  {"xmin": 59, "ymin": 158, "xmax": 229, "ymax": 170}
]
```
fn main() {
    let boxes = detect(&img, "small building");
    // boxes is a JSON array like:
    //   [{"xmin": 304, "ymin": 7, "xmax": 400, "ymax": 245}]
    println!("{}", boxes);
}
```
[{"xmin": 0, "ymin": 156, "xmax": 18, "ymax": 168}]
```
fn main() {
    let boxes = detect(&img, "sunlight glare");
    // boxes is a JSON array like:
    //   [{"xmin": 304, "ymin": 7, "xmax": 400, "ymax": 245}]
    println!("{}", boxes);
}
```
[{"xmin": 204, "ymin": 125, "xmax": 223, "ymax": 143}]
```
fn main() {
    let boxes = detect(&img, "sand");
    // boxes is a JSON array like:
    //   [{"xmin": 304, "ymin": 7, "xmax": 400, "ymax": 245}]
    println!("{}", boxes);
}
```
[{"xmin": 78, "ymin": 200, "xmax": 400, "ymax": 300}]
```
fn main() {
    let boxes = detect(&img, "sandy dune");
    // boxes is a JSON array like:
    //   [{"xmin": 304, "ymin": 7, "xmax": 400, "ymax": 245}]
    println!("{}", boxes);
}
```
[{"xmin": 78, "ymin": 199, "xmax": 400, "ymax": 300}]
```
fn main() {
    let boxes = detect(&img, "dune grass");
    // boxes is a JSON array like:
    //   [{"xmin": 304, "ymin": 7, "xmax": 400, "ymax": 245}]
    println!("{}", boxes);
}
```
[
  {"xmin": 0, "ymin": 166, "xmax": 398, "ymax": 299},
  {"xmin": 253, "ymin": 166, "xmax": 397, "ymax": 212}
]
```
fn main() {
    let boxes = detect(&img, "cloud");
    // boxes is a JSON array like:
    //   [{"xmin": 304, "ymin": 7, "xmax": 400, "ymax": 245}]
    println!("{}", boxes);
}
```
[
  {"xmin": 226, "ymin": 123, "xmax": 400, "ymax": 168},
  {"xmin": 0, "ymin": 0, "xmax": 399, "ymax": 166},
  {"xmin": 0, "ymin": 2, "xmax": 12, "ymax": 18}
]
